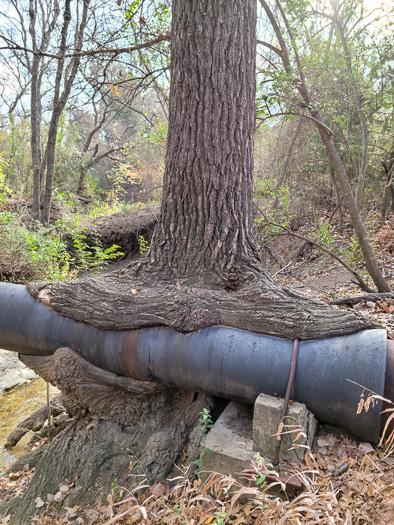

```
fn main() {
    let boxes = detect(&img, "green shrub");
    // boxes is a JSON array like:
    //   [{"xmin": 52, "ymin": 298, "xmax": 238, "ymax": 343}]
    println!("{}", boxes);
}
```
[{"xmin": 0, "ymin": 209, "xmax": 124, "ymax": 284}]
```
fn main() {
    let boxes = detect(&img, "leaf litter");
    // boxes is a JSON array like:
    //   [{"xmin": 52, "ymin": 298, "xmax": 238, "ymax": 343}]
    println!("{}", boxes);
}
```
[{"xmin": 0, "ymin": 419, "xmax": 393, "ymax": 524}]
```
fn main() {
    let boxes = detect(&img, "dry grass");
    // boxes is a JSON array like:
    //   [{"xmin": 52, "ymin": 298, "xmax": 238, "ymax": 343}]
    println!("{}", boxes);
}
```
[
  {"xmin": 1, "ymin": 407, "xmax": 392, "ymax": 525},
  {"xmin": 93, "ymin": 427, "xmax": 393, "ymax": 525}
]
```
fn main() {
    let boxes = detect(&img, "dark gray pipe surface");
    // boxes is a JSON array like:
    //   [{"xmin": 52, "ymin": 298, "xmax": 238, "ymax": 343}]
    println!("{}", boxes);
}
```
[{"xmin": 0, "ymin": 283, "xmax": 387, "ymax": 443}]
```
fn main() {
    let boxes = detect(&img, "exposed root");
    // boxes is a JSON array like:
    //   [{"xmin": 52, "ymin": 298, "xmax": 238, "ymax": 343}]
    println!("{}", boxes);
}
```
[
  {"xmin": 28, "ymin": 261, "xmax": 377, "ymax": 340},
  {"xmin": 1, "ymin": 349, "xmax": 213, "ymax": 525}
]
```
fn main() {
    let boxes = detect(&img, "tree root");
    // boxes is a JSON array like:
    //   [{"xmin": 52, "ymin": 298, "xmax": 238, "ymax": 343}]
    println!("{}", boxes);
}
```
[
  {"xmin": 28, "ymin": 261, "xmax": 377, "ymax": 340},
  {"xmin": 1, "ymin": 348, "xmax": 213, "ymax": 525}
]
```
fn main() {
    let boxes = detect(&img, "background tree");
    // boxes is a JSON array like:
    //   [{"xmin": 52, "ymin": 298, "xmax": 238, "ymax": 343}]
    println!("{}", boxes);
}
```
[
  {"xmin": 257, "ymin": 0, "xmax": 392, "ymax": 292},
  {"xmin": 0, "ymin": 0, "xmax": 169, "ymax": 222}
]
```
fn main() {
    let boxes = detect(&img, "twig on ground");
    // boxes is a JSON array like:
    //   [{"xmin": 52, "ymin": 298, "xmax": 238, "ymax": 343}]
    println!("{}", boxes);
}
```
[
  {"xmin": 330, "ymin": 293, "xmax": 394, "ymax": 305},
  {"xmin": 272, "ymin": 261, "xmax": 292, "ymax": 277}
]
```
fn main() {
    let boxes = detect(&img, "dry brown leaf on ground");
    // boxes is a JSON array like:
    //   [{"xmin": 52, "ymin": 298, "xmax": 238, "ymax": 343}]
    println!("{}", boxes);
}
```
[{"xmin": 372, "ymin": 498, "xmax": 394, "ymax": 525}]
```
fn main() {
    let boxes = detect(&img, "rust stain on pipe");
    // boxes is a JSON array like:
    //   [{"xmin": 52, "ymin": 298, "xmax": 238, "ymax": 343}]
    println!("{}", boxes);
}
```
[
  {"xmin": 120, "ymin": 330, "xmax": 145, "ymax": 380},
  {"xmin": 273, "ymin": 338, "xmax": 299, "ymax": 466}
]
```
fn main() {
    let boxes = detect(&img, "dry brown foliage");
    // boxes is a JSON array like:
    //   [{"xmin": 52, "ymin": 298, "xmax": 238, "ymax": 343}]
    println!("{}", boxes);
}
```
[
  {"xmin": 1, "ymin": 412, "xmax": 393, "ymax": 525},
  {"xmin": 375, "ymin": 221, "xmax": 394, "ymax": 256}
]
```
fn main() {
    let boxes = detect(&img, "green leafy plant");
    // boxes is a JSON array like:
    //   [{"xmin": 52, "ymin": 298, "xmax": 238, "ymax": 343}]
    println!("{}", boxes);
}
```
[
  {"xmin": 254, "ymin": 179, "xmax": 295, "ymax": 243},
  {"xmin": 251, "ymin": 453, "xmax": 279, "ymax": 489},
  {"xmin": 27, "ymin": 227, "xmax": 74, "ymax": 281},
  {"xmin": 56, "ymin": 217, "xmax": 124, "ymax": 274},
  {"xmin": 192, "ymin": 408, "xmax": 214, "ymax": 476},
  {"xmin": 138, "ymin": 234, "xmax": 149, "ymax": 254},
  {"xmin": 212, "ymin": 511, "xmax": 228, "ymax": 524},
  {"xmin": 0, "ymin": 153, "xmax": 12, "ymax": 206},
  {"xmin": 111, "ymin": 477, "xmax": 121, "ymax": 502},
  {"xmin": 0, "ymin": 212, "xmax": 74, "ymax": 282}
]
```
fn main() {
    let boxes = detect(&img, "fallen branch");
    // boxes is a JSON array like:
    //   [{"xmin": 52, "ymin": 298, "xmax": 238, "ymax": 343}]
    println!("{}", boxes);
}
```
[
  {"xmin": 331, "ymin": 293, "xmax": 394, "ymax": 306},
  {"xmin": 257, "ymin": 210, "xmax": 376, "ymax": 293}
]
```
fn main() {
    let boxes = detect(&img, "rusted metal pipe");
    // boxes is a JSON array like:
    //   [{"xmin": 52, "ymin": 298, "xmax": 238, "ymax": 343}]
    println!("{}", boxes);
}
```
[
  {"xmin": 382, "ymin": 340, "xmax": 394, "ymax": 437},
  {"xmin": 0, "ymin": 283, "xmax": 391, "ymax": 443}
]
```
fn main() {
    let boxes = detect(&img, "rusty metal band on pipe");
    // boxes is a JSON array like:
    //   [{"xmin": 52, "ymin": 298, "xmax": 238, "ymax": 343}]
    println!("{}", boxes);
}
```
[
  {"xmin": 273, "ymin": 338, "xmax": 299, "ymax": 466},
  {"xmin": 0, "ymin": 283, "xmax": 389, "ymax": 443}
]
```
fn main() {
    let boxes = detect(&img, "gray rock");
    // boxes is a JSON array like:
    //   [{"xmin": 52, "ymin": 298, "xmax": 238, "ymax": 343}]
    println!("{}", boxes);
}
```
[
  {"xmin": 202, "ymin": 401, "xmax": 255, "ymax": 479},
  {"xmin": 0, "ymin": 349, "xmax": 37, "ymax": 394}
]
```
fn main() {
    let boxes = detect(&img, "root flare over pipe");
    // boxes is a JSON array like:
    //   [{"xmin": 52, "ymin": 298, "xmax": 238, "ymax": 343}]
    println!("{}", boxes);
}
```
[{"xmin": 0, "ymin": 283, "xmax": 391, "ymax": 443}]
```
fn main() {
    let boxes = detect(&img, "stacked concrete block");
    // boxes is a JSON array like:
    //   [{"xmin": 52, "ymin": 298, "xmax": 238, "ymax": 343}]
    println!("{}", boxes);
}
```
[{"xmin": 253, "ymin": 393, "xmax": 317, "ymax": 463}]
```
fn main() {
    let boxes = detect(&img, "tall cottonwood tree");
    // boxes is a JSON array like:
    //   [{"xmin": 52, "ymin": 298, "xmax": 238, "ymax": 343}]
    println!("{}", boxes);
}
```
[
  {"xmin": 29, "ymin": 0, "xmax": 375, "ymax": 339},
  {"xmin": 3, "ymin": 1, "xmax": 380, "ymax": 522}
]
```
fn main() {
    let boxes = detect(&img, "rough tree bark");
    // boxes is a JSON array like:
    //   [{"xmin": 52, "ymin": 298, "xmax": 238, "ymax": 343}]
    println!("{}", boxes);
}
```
[
  {"xmin": 27, "ymin": 0, "xmax": 375, "ymax": 339},
  {"xmin": 149, "ymin": 0, "xmax": 260, "ymax": 279},
  {"xmin": 0, "ymin": 348, "xmax": 211, "ymax": 525},
  {"xmin": 1, "ymin": 1, "xmax": 381, "ymax": 522}
]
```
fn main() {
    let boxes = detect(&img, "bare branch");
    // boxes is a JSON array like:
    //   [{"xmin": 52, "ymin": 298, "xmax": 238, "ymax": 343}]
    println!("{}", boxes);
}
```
[{"xmin": 0, "ymin": 34, "xmax": 170, "ymax": 60}]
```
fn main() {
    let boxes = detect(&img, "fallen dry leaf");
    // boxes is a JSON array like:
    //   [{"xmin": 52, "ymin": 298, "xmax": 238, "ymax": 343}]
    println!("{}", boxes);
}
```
[
  {"xmin": 150, "ymin": 482, "xmax": 165, "ymax": 498},
  {"xmin": 34, "ymin": 497, "xmax": 45, "ymax": 508},
  {"xmin": 359, "ymin": 442, "xmax": 375, "ymax": 454}
]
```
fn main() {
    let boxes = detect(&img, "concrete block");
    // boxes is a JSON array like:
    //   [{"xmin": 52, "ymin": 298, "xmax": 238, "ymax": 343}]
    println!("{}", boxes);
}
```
[
  {"xmin": 202, "ymin": 401, "xmax": 255, "ymax": 478},
  {"xmin": 253, "ymin": 393, "xmax": 317, "ymax": 463}
]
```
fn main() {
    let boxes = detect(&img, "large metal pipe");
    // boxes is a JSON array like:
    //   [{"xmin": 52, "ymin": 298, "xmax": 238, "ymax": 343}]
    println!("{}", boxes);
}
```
[{"xmin": 0, "ymin": 283, "xmax": 391, "ymax": 443}]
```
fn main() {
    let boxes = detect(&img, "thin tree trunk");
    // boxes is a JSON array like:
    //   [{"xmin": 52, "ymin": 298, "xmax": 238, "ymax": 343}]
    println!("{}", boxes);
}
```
[
  {"xmin": 334, "ymin": 16, "xmax": 369, "ymax": 210},
  {"xmin": 77, "ymin": 166, "xmax": 89, "ymax": 195},
  {"xmin": 77, "ymin": 147, "xmax": 122, "ymax": 195},
  {"xmin": 381, "ymin": 152, "xmax": 394, "ymax": 220},
  {"xmin": 41, "ymin": 0, "xmax": 72, "ymax": 225},
  {"xmin": 42, "ymin": 0, "xmax": 90, "ymax": 224},
  {"xmin": 272, "ymin": 111, "xmax": 303, "ymax": 210},
  {"xmin": 355, "ymin": 107, "xmax": 368, "ymax": 209},
  {"xmin": 150, "ymin": 0, "xmax": 260, "ymax": 281},
  {"xmin": 29, "ymin": 6, "xmax": 42, "ymax": 222},
  {"xmin": 27, "ymin": 0, "xmax": 60, "ymax": 222},
  {"xmin": 391, "ymin": 184, "xmax": 394, "ymax": 214},
  {"xmin": 30, "ymin": 72, "xmax": 42, "ymax": 221},
  {"xmin": 312, "ymin": 108, "xmax": 390, "ymax": 291},
  {"xmin": 329, "ymin": 165, "xmax": 344, "ymax": 231}
]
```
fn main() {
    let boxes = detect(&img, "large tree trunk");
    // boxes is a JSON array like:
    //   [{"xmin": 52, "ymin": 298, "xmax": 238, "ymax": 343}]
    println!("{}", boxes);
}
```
[
  {"xmin": 0, "ymin": 348, "xmax": 212, "ymax": 525},
  {"xmin": 150, "ymin": 0, "xmax": 260, "ymax": 281}
]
